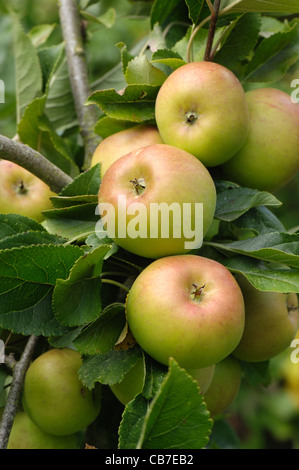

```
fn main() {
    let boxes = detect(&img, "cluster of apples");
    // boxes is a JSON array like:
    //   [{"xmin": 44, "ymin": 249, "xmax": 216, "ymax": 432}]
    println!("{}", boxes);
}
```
[
  {"xmin": 92, "ymin": 61, "xmax": 299, "ymax": 416},
  {"xmin": 4, "ymin": 348, "xmax": 101, "ymax": 449}
]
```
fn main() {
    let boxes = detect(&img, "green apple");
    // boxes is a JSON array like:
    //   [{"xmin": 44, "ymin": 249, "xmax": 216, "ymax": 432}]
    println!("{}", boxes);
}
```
[
  {"xmin": 22, "ymin": 348, "xmax": 101, "ymax": 436},
  {"xmin": 188, "ymin": 364, "xmax": 215, "ymax": 394},
  {"xmin": 154, "ymin": 61, "xmax": 249, "ymax": 167},
  {"xmin": 98, "ymin": 143, "xmax": 217, "ymax": 259},
  {"xmin": 203, "ymin": 356, "xmax": 242, "ymax": 418},
  {"xmin": 6, "ymin": 411, "xmax": 79, "ymax": 449},
  {"xmin": 110, "ymin": 357, "xmax": 145, "ymax": 406},
  {"xmin": 110, "ymin": 358, "xmax": 215, "ymax": 405},
  {"xmin": 232, "ymin": 275, "xmax": 299, "ymax": 362},
  {"xmin": 0, "ymin": 160, "xmax": 56, "ymax": 222},
  {"xmin": 91, "ymin": 124, "xmax": 164, "ymax": 178},
  {"xmin": 222, "ymin": 87, "xmax": 299, "ymax": 192},
  {"xmin": 126, "ymin": 254, "xmax": 245, "ymax": 369}
]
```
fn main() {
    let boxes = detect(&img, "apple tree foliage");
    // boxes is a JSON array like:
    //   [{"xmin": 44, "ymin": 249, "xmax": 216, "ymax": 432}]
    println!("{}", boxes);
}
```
[{"xmin": 1, "ymin": 0, "xmax": 299, "ymax": 449}]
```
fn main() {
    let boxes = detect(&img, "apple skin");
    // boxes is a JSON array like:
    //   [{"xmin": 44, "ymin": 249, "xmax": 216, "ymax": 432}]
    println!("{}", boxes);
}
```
[
  {"xmin": 126, "ymin": 254, "xmax": 245, "ymax": 369},
  {"xmin": 154, "ymin": 61, "xmax": 249, "ymax": 167},
  {"xmin": 91, "ymin": 124, "xmax": 164, "ymax": 178},
  {"xmin": 110, "ymin": 358, "xmax": 215, "ymax": 406},
  {"xmin": 6, "ymin": 411, "xmax": 79, "ymax": 449},
  {"xmin": 22, "ymin": 348, "xmax": 102, "ymax": 436},
  {"xmin": 98, "ymin": 143, "xmax": 217, "ymax": 259},
  {"xmin": 232, "ymin": 275, "xmax": 299, "ymax": 362},
  {"xmin": 203, "ymin": 356, "xmax": 242, "ymax": 418},
  {"xmin": 0, "ymin": 160, "xmax": 56, "ymax": 222},
  {"xmin": 222, "ymin": 88, "xmax": 299, "ymax": 192}
]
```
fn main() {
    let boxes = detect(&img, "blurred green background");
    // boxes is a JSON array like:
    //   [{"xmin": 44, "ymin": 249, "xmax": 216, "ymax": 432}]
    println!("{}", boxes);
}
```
[{"xmin": 0, "ymin": 0, "xmax": 298, "ymax": 450}]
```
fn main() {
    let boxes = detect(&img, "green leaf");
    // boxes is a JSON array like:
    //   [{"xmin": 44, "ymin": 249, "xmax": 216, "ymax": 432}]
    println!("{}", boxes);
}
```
[
  {"xmin": 0, "ymin": 289, "xmax": 68, "ymax": 337},
  {"xmin": 208, "ymin": 419, "xmax": 240, "ymax": 449},
  {"xmin": 224, "ymin": 255, "xmax": 299, "ymax": 293},
  {"xmin": 94, "ymin": 116, "xmax": 136, "ymax": 139},
  {"xmin": 125, "ymin": 55, "xmax": 167, "ymax": 86},
  {"xmin": 78, "ymin": 346, "xmax": 143, "ymax": 389},
  {"xmin": 151, "ymin": 49, "xmax": 186, "ymax": 69},
  {"xmin": 0, "ymin": 231, "xmax": 67, "ymax": 250},
  {"xmin": 43, "ymin": 203, "xmax": 99, "ymax": 241},
  {"xmin": 172, "ymin": 25, "xmax": 209, "ymax": 62},
  {"xmin": 220, "ymin": 206, "xmax": 285, "ymax": 239},
  {"xmin": 118, "ymin": 395, "xmax": 149, "ymax": 449},
  {"xmin": 0, "ymin": 214, "xmax": 45, "ymax": 240},
  {"xmin": 0, "ymin": 244, "xmax": 83, "ymax": 287},
  {"xmin": 143, "ymin": 355, "xmax": 168, "ymax": 400},
  {"xmin": 38, "ymin": 43, "xmax": 65, "ymax": 89},
  {"xmin": 119, "ymin": 358, "xmax": 212, "ymax": 449},
  {"xmin": 59, "ymin": 163, "xmax": 101, "ymax": 197},
  {"xmin": 185, "ymin": 0, "xmax": 205, "ymax": 25},
  {"xmin": 73, "ymin": 303, "xmax": 126, "ymax": 354},
  {"xmin": 80, "ymin": 8, "xmax": 116, "ymax": 28},
  {"xmin": 240, "ymin": 360, "xmax": 271, "ymax": 387},
  {"xmin": 207, "ymin": 232, "xmax": 299, "ymax": 269},
  {"xmin": 214, "ymin": 13, "xmax": 262, "ymax": 77},
  {"xmin": 0, "ymin": 244, "xmax": 83, "ymax": 336},
  {"xmin": 27, "ymin": 23, "xmax": 56, "ymax": 48},
  {"xmin": 87, "ymin": 85, "xmax": 159, "ymax": 122},
  {"xmin": 44, "ymin": 53, "xmax": 77, "ymax": 134},
  {"xmin": 17, "ymin": 95, "xmax": 79, "ymax": 178},
  {"xmin": 243, "ymin": 23, "xmax": 299, "ymax": 82},
  {"xmin": 116, "ymin": 42, "xmax": 135, "ymax": 76},
  {"xmin": 220, "ymin": 0, "xmax": 299, "ymax": 13},
  {"xmin": 12, "ymin": 15, "xmax": 43, "ymax": 122},
  {"xmin": 150, "ymin": 0, "xmax": 181, "ymax": 28},
  {"xmin": 53, "ymin": 245, "xmax": 113, "ymax": 326},
  {"xmin": 215, "ymin": 186, "xmax": 282, "ymax": 222}
]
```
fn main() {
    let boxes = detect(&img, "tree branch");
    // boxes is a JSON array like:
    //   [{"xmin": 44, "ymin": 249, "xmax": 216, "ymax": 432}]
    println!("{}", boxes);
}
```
[
  {"xmin": 0, "ymin": 335, "xmax": 39, "ymax": 449},
  {"xmin": 204, "ymin": 0, "xmax": 222, "ymax": 61},
  {"xmin": 58, "ymin": 0, "xmax": 100, "ymax": 170},
  {"xmin": 0, "ymin": 134, "xmax": 73, "ymax": 193}
]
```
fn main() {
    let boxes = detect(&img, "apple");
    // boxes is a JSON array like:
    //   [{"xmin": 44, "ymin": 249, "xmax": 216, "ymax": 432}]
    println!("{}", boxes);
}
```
[
  {"xmin": 126, "ymin": 254, "xmax": 245, "ymax": 369},
  {"xmin": 154, "ymin": 61, "xmax": 249, "ymax": 167},
  {"xmin": 110, "ymin": 357, "xmax": 145, "ymax": 406},
  {"xmin": 222, "ymin": 87, "xmax": 299, "ymax": 192},
  {"xmin": 232, "ymin": 275, "xmax": 299, "ymax": 362},
  {"xmin": 90, "ymin": 124, "xmax": 164, "ymax": 178},
  {"xmin": 0, "ymin": 160, "xmax": 56, "ymax": 222},
  {"xmin": 98, "ymin": 143, "xmax": 217, "ymax": 259},
  {"xmin": 110, "ymin": 358, "xmax": 215, "ymax": 406},
  {"xmin": 203, "ymin": 356, "xmax": 242, "ymax": 418},
  {"xmin": 188, "ymin": 364, "xmax": 215, "ymax": 394},
  {"xmin": 6, "ymin": 411, "xmax": 79, "ymax": 449},
  {"xmin": 22, "ymin": 348, "xmax": 102, "ymax": 436}
]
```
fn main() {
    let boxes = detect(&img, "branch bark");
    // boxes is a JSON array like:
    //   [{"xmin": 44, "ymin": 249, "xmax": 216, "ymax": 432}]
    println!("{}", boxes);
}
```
[
  {"xmin": 58, "ymin": 0, "xmax": 100, "ymax": 170},
  {"xmin": 0, "ymin": 335, "xmax": 39, "ymax": 449},
  {"xmin": 0, "ymin": 134, "xmax": 73, "ymax": 193},
  {"xmin": 204, "ymin": 0, "xmax": 222, "ymax": 61}
]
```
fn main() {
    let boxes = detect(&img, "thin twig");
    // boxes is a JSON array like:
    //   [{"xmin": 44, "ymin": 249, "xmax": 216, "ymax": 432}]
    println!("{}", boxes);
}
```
[
  {"xmin": 204, "ymin": 0, "xmax": 222, "ymax": 61},
  {"xmin": 0, "ymin": 335, "xmax": 39, "ymax": 449},
  {"xmin": 0, "ymin": 134, "xmax": 73, "ymax": 193},
  {"xmin": 58, "ymin": 0, "xmax": 100, "ymax": 170}
]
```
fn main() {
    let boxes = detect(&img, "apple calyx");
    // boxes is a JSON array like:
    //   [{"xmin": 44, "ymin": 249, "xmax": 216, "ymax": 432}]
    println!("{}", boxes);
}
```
[
  {"xmin": 191, "ymin": 283, "xmax": 205, "ymax": 301},
  {"xmin": 287, "ymin": 300, "xmax": 298, "ymax": 313},
  {"xmin": 130, "ymin": 177, "xmax": 146, "ymax": 196},
  {"xmin": 185, "ymin": 111, "xmax": 199, "ymax": 125},
  {"xmin": 17, "ymin": 180, "xmax": 28, "ymax": 195}
]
